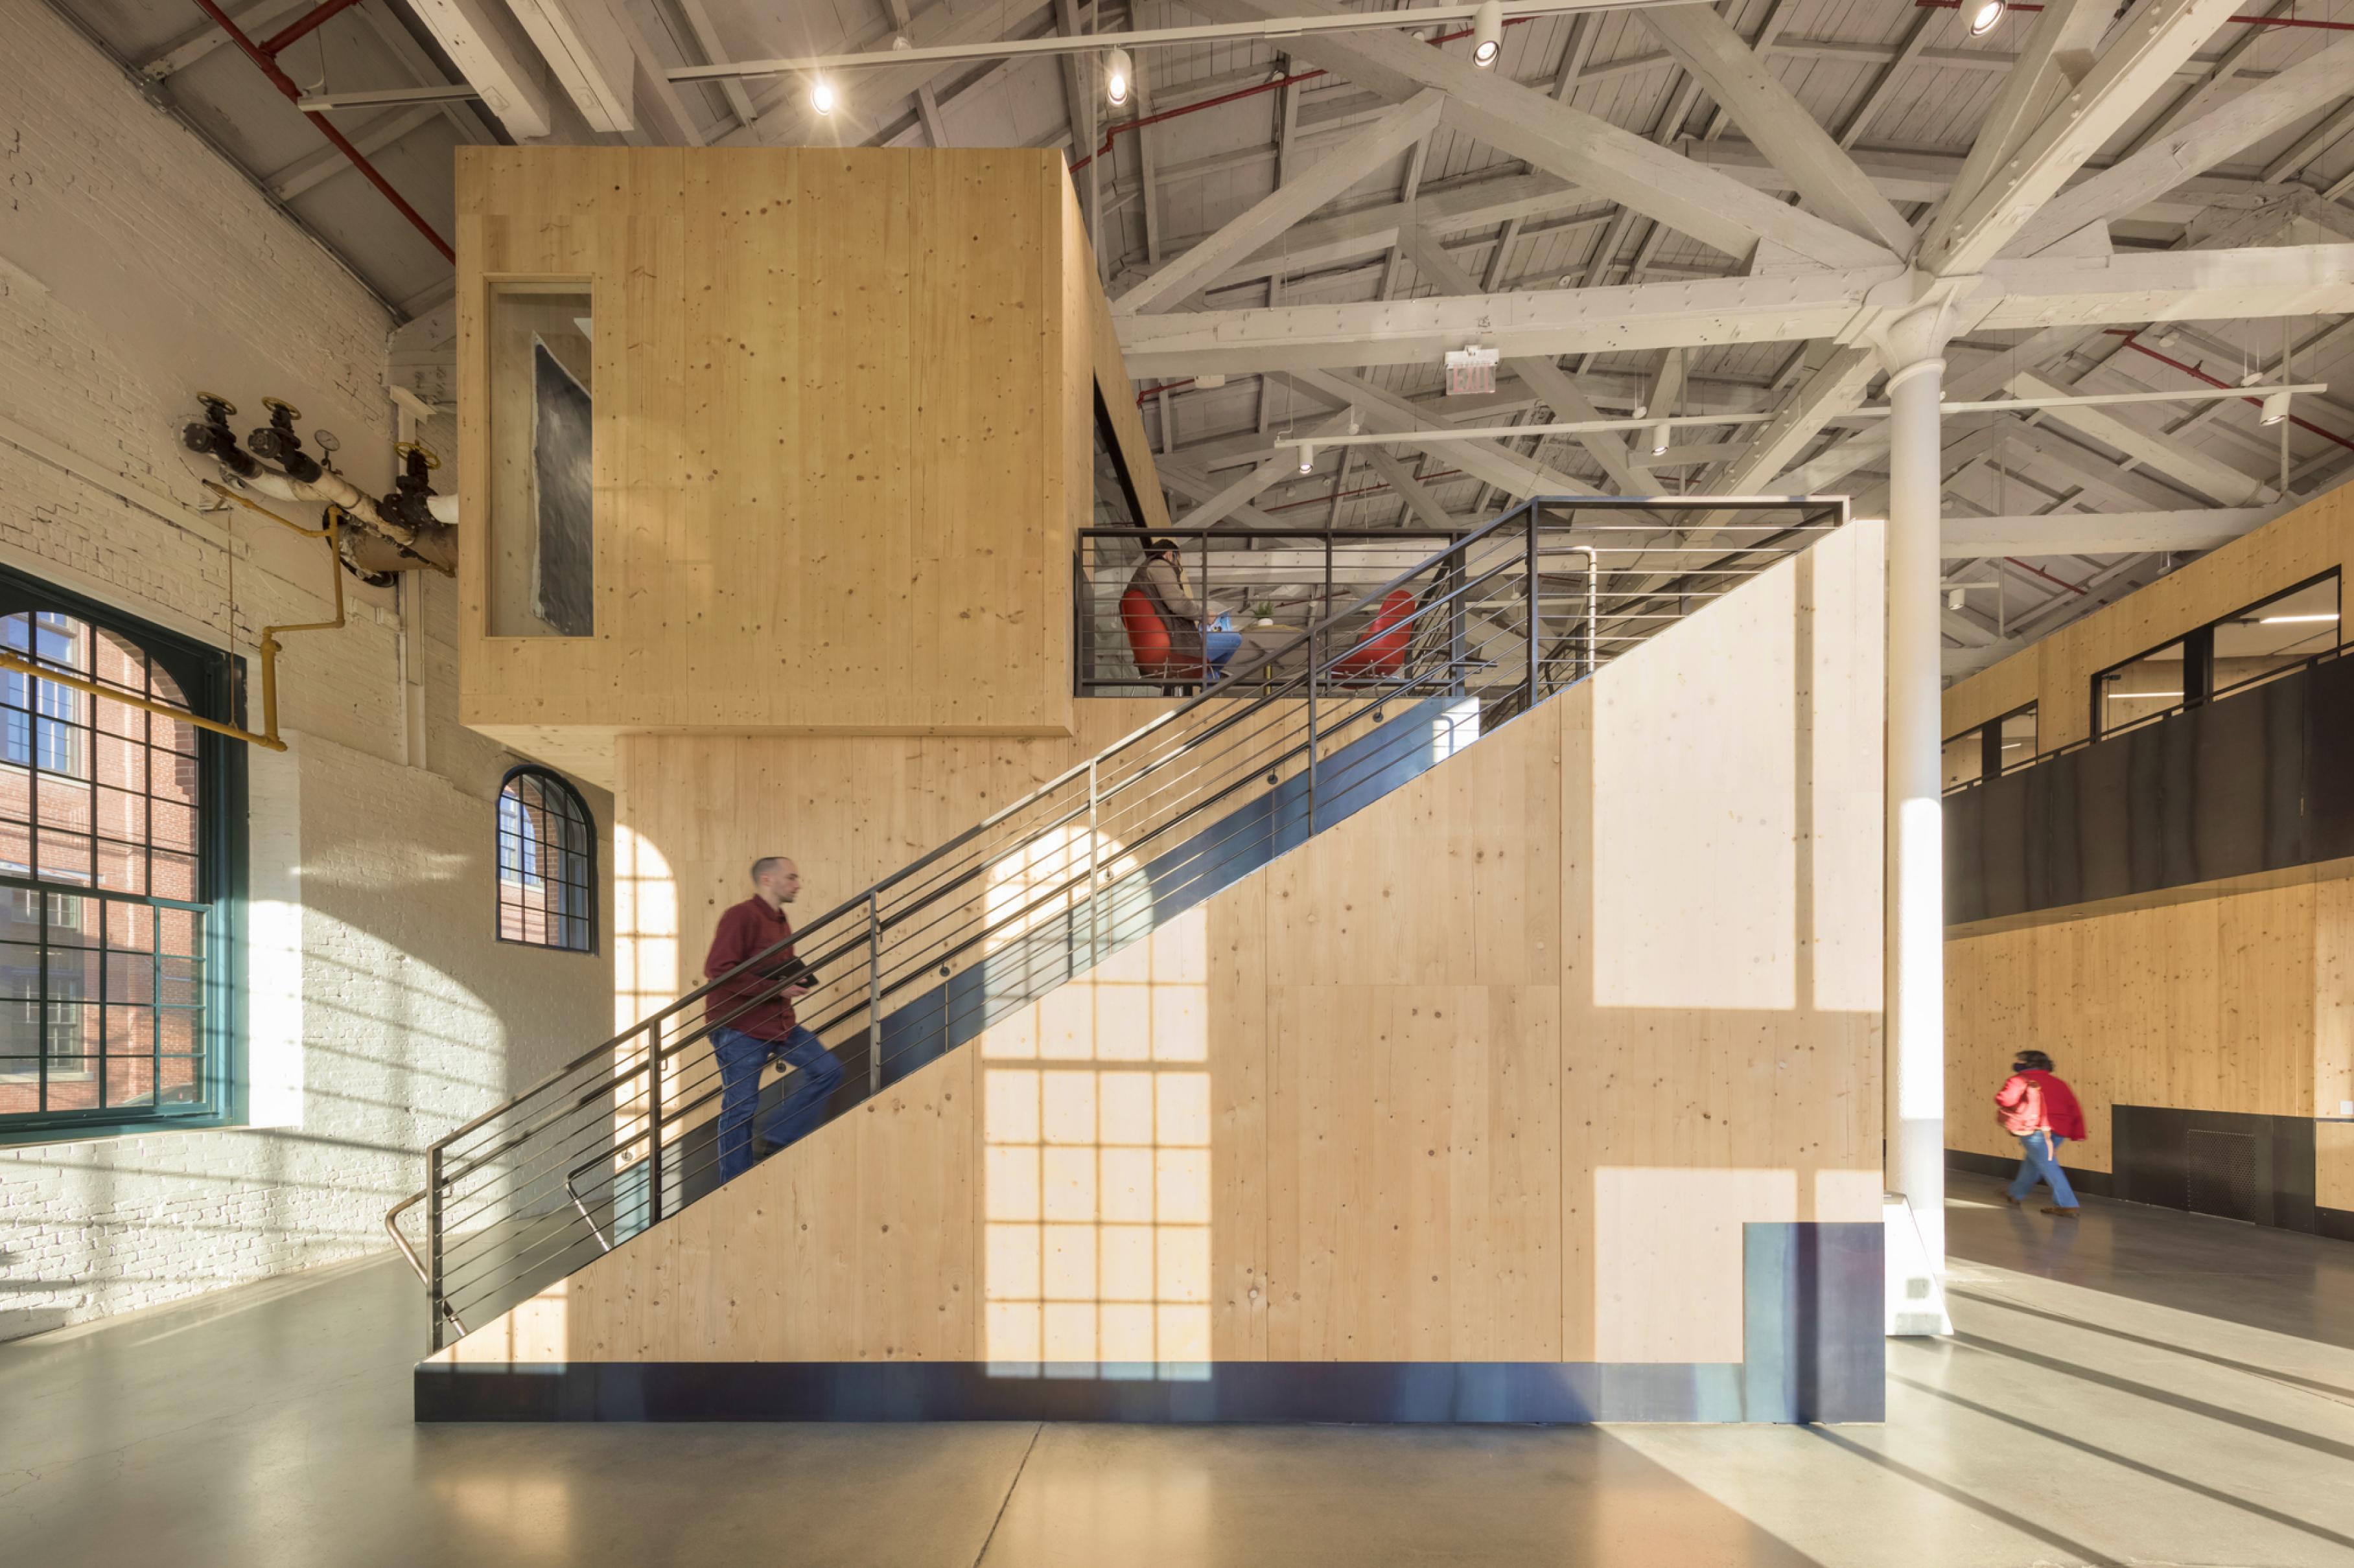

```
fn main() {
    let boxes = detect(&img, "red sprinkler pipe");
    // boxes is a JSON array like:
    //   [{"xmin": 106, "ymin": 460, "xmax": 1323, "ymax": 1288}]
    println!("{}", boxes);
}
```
[
  {"xmin": 257, "ymin": 0, "xmax": 368, "ymax": 57},
  {"xmin": 2102, "ymin": 329, "xmax": 2354, "ymax": 456},
  {"xmin": 185, "ymin": 0, "xmax": 457, "ymax": 264}
]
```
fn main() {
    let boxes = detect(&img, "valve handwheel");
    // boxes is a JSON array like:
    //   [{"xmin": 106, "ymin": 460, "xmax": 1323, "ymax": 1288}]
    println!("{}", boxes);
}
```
[
  {"xmin": 395, "ymin": 441, "xmax": 443, "ymax": 470},
  {"xmin": 261, "ymin": 396, "xmax": 304, "ymax": 421},
  {"xmin": 195, "ymin": 391, "xmax": 237, "ymax": 417}
]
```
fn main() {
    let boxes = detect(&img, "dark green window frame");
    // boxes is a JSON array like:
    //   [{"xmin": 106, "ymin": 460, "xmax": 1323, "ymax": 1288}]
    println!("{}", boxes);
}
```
[{"xmin": 0, "ymin": 565, "xmax": 246, "ymax": 1146}]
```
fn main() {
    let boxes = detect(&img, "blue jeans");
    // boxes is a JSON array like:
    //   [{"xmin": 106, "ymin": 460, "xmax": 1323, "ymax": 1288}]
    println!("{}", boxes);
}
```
[
  {"xmin": 712, "ymin": 1025, "xmax": 842, "ymax": 1182},
  {"xmin": 2008, "ymin": 1131, "xmax": 2078, "ymax": 1208},
  {"xmin": 1204, "ymin": 628, "xmax": 1243, "ymax": 672}
]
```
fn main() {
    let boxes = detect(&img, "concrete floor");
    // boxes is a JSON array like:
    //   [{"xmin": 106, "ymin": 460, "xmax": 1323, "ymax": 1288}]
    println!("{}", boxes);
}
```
[{"xmin": 6, "ymin": 1184, "xmax": 2354, "ymax": 1567}]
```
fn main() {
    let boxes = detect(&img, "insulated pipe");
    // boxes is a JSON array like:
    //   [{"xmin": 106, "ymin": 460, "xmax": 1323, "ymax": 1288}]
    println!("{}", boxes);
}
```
[
  {"xmin": 228, "ymin": 466, "xmax": 456, "ymax": 575},
  {"xmin": 1883, "ymin": 332, "xmax": 1948, "ymax": 1311}
]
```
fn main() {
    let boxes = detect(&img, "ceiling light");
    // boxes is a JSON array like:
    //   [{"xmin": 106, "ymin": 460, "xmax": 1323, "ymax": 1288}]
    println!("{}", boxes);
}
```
[
  {"xmin": 810, "ymin": 76, "xmax": 836, "ymax": 115},
  {"xmin": 1649, "ymin": 422, "xmax": 1670, "ymax": 457},
  {"xmin": 1106, "ymin": 46, "xmax": 1132, "ymax": 106},
  {"xmin": 1471, "ymin": 0, "xmax": 1502, "ymax": 67},
  {"xmin": 1298, "ymin": 443, "xmax": 1315, "ymax": 474},
  {"xmin": 1948, "ymin": 587, "xmax": 1966, "ymax": 611},
  {"xmin": 2260, "ymin": 612, "xmax": 2338, "ymax": 623},
  {"xmin": 2261, "ymin": 389, "xmax": 2292, "ymax": 426},
  {"xmin": 1969, "ymin": 0, "xmax": 2005, "ymax": 37}
]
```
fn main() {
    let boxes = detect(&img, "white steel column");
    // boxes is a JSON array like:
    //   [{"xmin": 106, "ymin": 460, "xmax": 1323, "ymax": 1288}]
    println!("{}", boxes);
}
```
[{"xmin": 1881, "ymin": 308, "xmax": 1951, "ymax": 1332}]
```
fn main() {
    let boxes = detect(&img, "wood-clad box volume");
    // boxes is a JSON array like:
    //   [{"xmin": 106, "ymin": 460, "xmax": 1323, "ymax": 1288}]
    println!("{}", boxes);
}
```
[{"xmin": 454, "ymin": 148, "xmax": 1103, "ymax": 746}]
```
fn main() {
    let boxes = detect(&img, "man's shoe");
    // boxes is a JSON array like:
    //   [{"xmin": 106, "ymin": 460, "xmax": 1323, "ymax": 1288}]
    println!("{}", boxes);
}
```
[
  {"xmin": 751, "ymin": 1134, "xmax": 779, "ymax": 1160},
  {"xmin": 2001, "ymin": 1193, "xmax": 2025, "ymax": 1207},
  {"xmin": 2042, "ymin": 1206, "xmax": 2080, "ymax": 1217}
]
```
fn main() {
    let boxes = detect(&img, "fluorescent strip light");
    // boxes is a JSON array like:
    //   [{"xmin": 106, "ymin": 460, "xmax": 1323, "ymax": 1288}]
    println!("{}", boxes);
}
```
[
  {"xmin": 2259, "ymin": 612, "xmax": 2338, "ymax": 623},
  {"xmin": 2105, "ymin": 691, "xmax": 2182, "ymax": 699}
]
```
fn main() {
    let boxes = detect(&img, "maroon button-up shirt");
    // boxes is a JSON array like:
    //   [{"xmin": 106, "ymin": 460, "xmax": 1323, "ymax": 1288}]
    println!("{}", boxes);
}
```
[{"xmin": 703, "ymin": 895, "xmax": 800, "ymax": 1041}]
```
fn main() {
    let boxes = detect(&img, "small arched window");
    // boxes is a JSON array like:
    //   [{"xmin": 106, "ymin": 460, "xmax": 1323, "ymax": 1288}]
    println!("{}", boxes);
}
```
[{"xmin": 496, "ymin": 766, "xmax": 595, "ymax": 952}]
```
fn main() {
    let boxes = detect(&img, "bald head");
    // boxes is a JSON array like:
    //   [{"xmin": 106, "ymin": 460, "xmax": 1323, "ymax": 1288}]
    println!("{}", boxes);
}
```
[{"xmin": 751, "ymin": 857, "xmax": 800, "ymax": 906}]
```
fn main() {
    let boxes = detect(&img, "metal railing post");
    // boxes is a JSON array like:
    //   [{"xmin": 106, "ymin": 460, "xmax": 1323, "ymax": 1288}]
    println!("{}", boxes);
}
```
[
  {"xmin": 423, "ymin": 1142, "xmax": 445, "ymax": 1354},
  {"xmin": 867, "ymin": 891, "xmax": 883, "ymax": 1096},
  {"xmin": 1447, "ymin": 545, "xmax": 1467, "ymax": 695},
  {"xmin": 1086, "ymin": 761, "xmax": 1101, "ymax": 966},
  {"xmin": 1306, "ymin": 627, "xmax": 1321, "ymax": 834},
  {"xmin": 1525, "ymin": 505, "xmax": 1542, "ymax": 706},
  {"xmin": 645, "ymin": 1019, "xmax": 664, "ymax": 1227}
]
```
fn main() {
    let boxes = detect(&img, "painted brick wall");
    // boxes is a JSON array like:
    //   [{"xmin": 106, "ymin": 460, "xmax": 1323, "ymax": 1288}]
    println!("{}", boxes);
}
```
[{"xmin": 0, "ymin": 6, "xmax": 614, "ymax": 1338}]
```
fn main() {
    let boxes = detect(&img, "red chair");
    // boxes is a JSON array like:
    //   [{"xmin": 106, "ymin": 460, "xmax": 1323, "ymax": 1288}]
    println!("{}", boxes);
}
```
[
  {"xmin": 1121, "ymin": 586, "xmax": 1193, "ymax": 682},
  {"xmin": 1331, "ymin": 588, "xmax": 1417, "ymax": 683}
]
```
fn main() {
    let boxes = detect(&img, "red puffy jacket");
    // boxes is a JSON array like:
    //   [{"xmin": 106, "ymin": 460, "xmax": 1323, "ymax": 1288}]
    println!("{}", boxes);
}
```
[{"xmin": 1995, "ymin": 1070, "xmax": 2087, "ymax": 1141}]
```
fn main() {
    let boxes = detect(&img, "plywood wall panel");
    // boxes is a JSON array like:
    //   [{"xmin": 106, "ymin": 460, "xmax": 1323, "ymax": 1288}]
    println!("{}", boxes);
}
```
[
  {"xmin": 455, "ymin": 147, "xmax": 1167, "ymax": 745},
  {"xmin": 1944, "ymin": 866, "xmax": 2354, "ymax": 1171},
  {"xmin": 445, "ymin": 528, "xmax": 1885, "ymax": 1369}
]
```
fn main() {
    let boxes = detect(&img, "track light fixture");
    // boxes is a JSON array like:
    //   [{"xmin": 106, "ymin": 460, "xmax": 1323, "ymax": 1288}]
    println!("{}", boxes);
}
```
[
  {"xmin": 2261, "ymin": 389, "xmax": 2292, "ymax": 426},
  {"xmin": 1649, "ymin": 422, "xmax": 1670, "ymax": 457},
  {"xmin": 1106, "ymin": 46, "xmax": 1132, "ymax": 106},
  {"xmin": 810, "ymin": 76, "xmax": 837, "ymax": 115},
  {"xmin": 1299, "ymin": 443, "xmax": 1316, "ymax": 474},
  {"xmin": 1969, "ymin": 0, "xmax": 2005, "ymax": 36},
  {"xmin": 1471, "ymin": 1, "xmax": 1502, "ymax": 67}
]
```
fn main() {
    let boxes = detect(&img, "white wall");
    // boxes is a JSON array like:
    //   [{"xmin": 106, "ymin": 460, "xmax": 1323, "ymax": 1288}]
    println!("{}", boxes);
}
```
[{"xmin": 0, "ymin": 5, "xmax": 613, "ymax": 1339}]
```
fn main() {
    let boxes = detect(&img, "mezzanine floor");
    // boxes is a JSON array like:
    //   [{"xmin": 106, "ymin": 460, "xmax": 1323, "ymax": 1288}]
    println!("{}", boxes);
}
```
[{"xmin": 5, "ymin": 1183, "xmax": 2353, "ymax": 1568}]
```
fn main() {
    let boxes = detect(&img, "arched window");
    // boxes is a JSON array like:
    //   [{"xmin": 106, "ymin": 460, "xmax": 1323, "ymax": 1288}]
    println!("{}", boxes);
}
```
[
  {"xmin": 496, "ymin": 766, "xmax": 595, "ymax": 952},
  {"xmin": 1, "ymin": 579, "xmax": 235, "ymax": 1140}
]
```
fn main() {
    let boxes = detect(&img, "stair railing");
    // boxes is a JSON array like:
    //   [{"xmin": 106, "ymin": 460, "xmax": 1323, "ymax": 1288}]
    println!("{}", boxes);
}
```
[{"xmin": 387, "ymin": 496, "xmax": 1844, "ymax": 1350}]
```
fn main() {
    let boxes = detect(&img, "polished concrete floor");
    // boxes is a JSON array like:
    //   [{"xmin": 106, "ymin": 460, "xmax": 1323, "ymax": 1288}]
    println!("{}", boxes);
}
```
[{"xmin": 6, "ymin": 1184, "xmax": 2354, "ymax": 1567}]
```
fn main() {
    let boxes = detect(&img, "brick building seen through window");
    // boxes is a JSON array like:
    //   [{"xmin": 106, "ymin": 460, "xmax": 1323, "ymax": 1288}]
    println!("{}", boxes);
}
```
[
  {"xmin": 497, "ymin": 765, "xmax": 595, "ymax": 952},
  {"xmin": 1, "ymin": 609, "xmax": 211, "ymax": 1125}
]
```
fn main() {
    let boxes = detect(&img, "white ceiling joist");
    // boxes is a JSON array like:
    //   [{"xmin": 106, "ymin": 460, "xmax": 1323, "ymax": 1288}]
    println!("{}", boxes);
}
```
[
  {"xmin": 1158, "ymin": 462, "xmax": 1286, "ymax": 529},
  {"xmin": 1683, "ymin": 137, "xmax": 2268, "ymax": 222},
  {"xmin": 1360, "ymin": 446, "xmax": 1457, "ymax": 531},
  {"xmin": 2005, "ymin": 34, "xmax": 2354, "ymax": 259},
  {"xmin": 1213, "ymin": 173, "xmax": 1592, "ymax": 290},
  {"xmin": 1174, "ymin": 408, "xmax": 1362, "ymax": 528},
  {"xmin": 1182, "ymin": 0, "xmax": 1898, "ymax": 270},
  {"xmin": 1921, "ymin": 0, "xmax": 2243, "ymax": 276},
  {"xmin": 1285, "ymin": 369, "xmax": 1602, "ymax": 501},
  {"xmin": 405, "ymin": 0, "xmax": 555, "ymax": 139},
  {"xmin": 713, "ymin": 0, "xmax": 1056, "ymax": 148},
  {"xmin": 1115, "ymin": 244, "xmax": 2354, "ymax": 375},
  {"xmin": 1940, "ymin": 507, "xmax": 2287, "ymax": 558},
  {"xmin": 1403, "ymin": 227, "xmax": 1659, "ymax": 494},
  {"xmin": 1117, "ymin": 91, "xmax": 1444, "ymax": 315},
  {"xmin": 1640, "ymin": 3, "xmax": 1913, "ymax": 255},
  {"xmin": 2007, "ymin": 371, "xmax": 2277, "ymax": 507},
  {"xmin": 2003, "ymin": 421, "xmax": 2209, "ymax": 511}
]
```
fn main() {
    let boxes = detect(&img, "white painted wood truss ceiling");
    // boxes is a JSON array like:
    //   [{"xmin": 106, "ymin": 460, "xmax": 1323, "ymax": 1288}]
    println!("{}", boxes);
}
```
[{"xmin": 59, "ymin": 0, "xmax": 2354, "ymax": 671}]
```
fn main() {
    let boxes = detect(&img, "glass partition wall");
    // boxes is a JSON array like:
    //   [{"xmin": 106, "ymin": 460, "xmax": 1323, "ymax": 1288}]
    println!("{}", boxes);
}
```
[{"xmin": 2094, "ymin": 570, "xmax": 2340, "ymax": 739}]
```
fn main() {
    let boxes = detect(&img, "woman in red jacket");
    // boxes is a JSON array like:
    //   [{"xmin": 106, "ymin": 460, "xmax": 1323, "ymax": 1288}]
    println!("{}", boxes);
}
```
[{"xmin": 1996, "ymin": 1050, "xmax": 2088, "ymax": 1217}]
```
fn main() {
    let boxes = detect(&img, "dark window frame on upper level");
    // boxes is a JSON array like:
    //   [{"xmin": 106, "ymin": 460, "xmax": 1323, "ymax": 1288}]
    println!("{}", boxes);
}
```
[
  {"xmin": 0, "ymin": 566, "xmax": 246, "ymax": 1147},
  {"xmin": 2092, "ymin": 568, "xmax": 2342, "ymax": 742},
  {"xmin": 495, "ymin": 765, "xmax": 596, "ymax": 954},
  {"xmin": 1942, "ymin": 700, "xmax": 2039, "ymax": 793}
]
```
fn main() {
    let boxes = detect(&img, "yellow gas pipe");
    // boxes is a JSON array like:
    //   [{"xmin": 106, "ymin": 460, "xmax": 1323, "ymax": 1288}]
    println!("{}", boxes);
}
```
[{"xmin": 0, "ymin": 483, "xmax": 349, "ymax": 753}]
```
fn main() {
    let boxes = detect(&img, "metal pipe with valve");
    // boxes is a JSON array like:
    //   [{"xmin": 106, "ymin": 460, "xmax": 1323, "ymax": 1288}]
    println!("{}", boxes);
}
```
[{"xmin": 179, "ymin": 393, "xmax": 457, "ymax": 576}]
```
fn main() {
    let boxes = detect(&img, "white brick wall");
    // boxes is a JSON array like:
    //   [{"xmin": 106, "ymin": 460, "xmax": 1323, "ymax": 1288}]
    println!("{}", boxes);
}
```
[{"xmin": 0, "ymin": 6, "xmax": 613, "ymax": 1338}]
